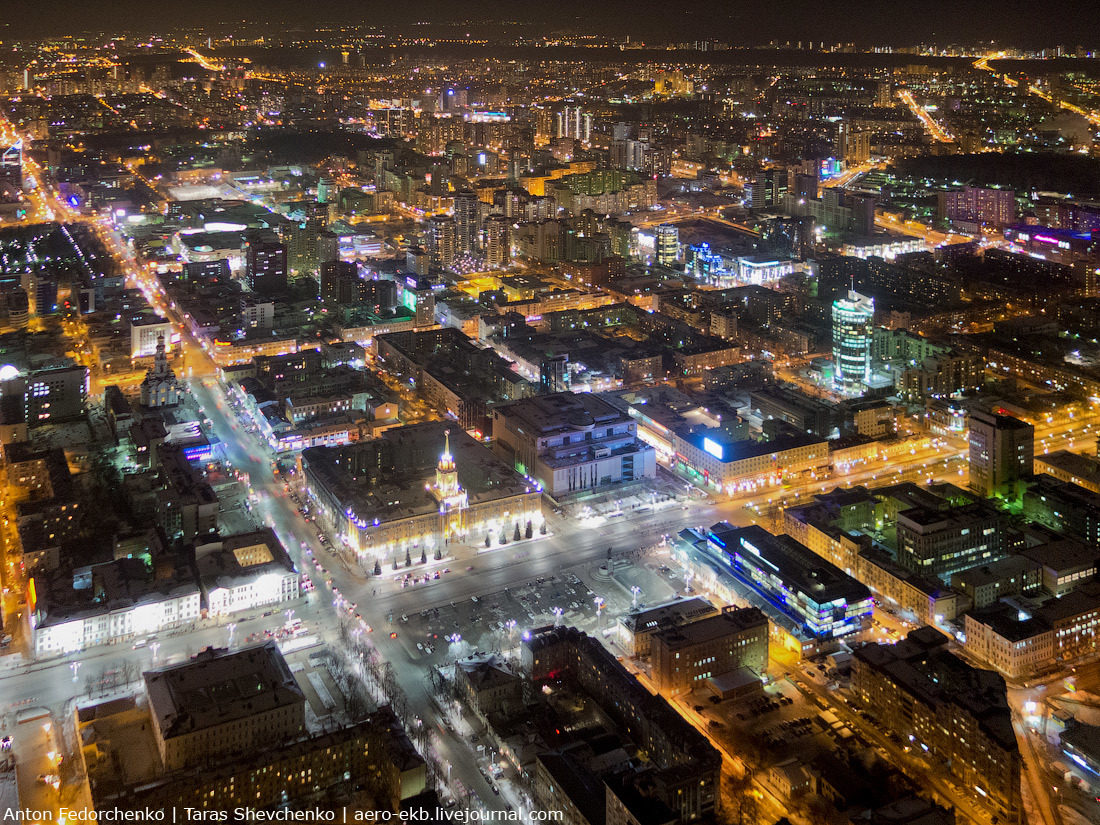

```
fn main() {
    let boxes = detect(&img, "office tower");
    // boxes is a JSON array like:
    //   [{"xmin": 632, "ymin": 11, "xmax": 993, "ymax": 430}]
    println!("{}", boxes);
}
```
[
  {"xmin": 969, "ymin": 409, "xmax": 1035, "ymax": 497},
  {"xmin": 425, "ymin": 216, "xmax": 456, "ymax": 268},
  {"xmin": 832, "ymin": 290, "xmax": 874, "ymax": 391},
  {"xmin": 655, "ymin": 223, "xmax": 680, "ymax": 266},
  {"xmin": 485, "ymin": 216, "xmax": 511, "ymax": 268},
  {"xmin": 244, "ymin": 240, "xmax": 288, "ymax": 295},
  {"xmin": 453, "ymin": 189, "xmax": 480, "ymax": 254},
  {"xmin": 748, "ymin": 167, "xmax": 788, "ymax": 211}
]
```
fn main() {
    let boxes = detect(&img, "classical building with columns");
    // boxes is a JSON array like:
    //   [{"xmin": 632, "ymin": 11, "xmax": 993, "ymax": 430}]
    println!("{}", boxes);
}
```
[{"xmin": 301, "ymin": 421, "xmax": 543, "ymax": 566}]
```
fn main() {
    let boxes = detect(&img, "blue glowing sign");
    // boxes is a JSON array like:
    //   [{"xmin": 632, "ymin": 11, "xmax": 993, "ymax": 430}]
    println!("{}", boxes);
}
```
[{"xmin": 703, "ymin": 437, "xmax": 723, "ymax": 460}]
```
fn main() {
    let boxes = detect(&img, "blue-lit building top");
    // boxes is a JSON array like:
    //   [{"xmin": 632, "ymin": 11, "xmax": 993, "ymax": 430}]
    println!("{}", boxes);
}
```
[
  {"xmin": 1003, "ymin": 224, "xmax": 1097, "ymax": 257},
  {"xmin": 686, "ymin": 243, "xmax": 795, "ymax": 288},
  {"xmin": 679, "ymin": 522, "xmax": 872, "ymax": 640}
]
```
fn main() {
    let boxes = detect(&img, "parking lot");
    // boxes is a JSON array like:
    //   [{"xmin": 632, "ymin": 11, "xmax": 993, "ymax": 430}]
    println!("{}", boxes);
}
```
[{"xmin": 390, "ymin": 569, "xmax": 615, "ymax": 662}]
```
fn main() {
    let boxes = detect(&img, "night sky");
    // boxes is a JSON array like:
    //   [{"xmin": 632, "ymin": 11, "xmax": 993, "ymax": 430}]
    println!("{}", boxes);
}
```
[{"xmin": 4, "ymin": 1, "xmax": 1100, "ymax": 47}]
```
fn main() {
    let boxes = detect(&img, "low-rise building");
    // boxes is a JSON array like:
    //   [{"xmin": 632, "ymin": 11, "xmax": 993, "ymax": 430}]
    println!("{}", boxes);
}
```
[
  {"xmin": 193, "ymin": 528, "xmax": 300, "ymax": 617},
  {"xmin": 896, "ymin": 502, "xmax": 1008, "ymax": 580},
  {"xmin": 145, "ymin": 642, "xmax": 306, "ymax": 771},
  {"xmin": 1036, "ymin": 450, "xmax": 1100, "ymax": 494},
  {"xmin": 616, "ymin": 597, "xmax": 719, "ymax": 658},
  {"xmin": 302, "ymin": 421, "xmax": 542, "ymax": 565},
  {"xmin": 679, "ymin": 523, "xmax": 873, "ymax": 641},
  {"xmin": 522, "ymin": 626, "xmax": 721, "ymax": 822},
  {"xmin": 491, "ymin": 392, "xmax": 656, "ymax": 497},
  {"xmin": 951, "ymin": 555, "xmax": 1042, "ymax": 609},
  {"xmin": 30, "ymin": 556, "xmax": 201, "ymax": 658},
  {"xmin": 962, "ymin": 604, "xmax": 1055, "ymax": 680},
  {"xmin": 852, "ymin": 627, "xmax": 1022, "ymax": 824},
  {"xmin": 650, "ymin": 605, "xmax": 768, "ymax": 695}
]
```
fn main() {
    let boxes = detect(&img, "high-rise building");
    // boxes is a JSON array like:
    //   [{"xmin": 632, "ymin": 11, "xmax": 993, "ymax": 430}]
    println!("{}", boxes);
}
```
[
  {"xmin": 937, "ymin": 186, "xmax": 1016, "ymax": 228},
  {"xmin": 655, "ymin": 223, "xmax": 680, "ymax": 266},
  {"xmin": 24, "ymin": 364, "xmax": 88, "ymax": 425},
  {"xmin": 0, "ymin": 142, "xmax": 22, "ymax": 194},
  {"xmin": 747, "ymin": 167, "xmax": 788, "ymax": 211},
  {"xmin": 244, "ymin": 240, "xmax": 287, "ymax": 295},
  {"xmin": 424, "ymin": 215, "xmax": 456, "ymax": 268},
  {"xmin": 849, "ymin": 193, "xmax": 877, "ymax": 237},
  {"xmin": 969, "ymin": 409, "xmax": 1035, "ymax": 497},
  {"xmin": 287, "ymin": 217, "xmax": 325, "ymax": 275},
  {"xmin": 837, "ymin": 122, "xmax": 872, "ymax": 164},
  {"xmin": 318, "ymin": 229, "xmax": 340, "ymax": 265},
  {"xmin": 485, "ymin": 216, "xmax": 511, "ymax": 268},
  {"xmin": 406, "ymin": 245, "xmax": 430, "ymax": 276},
  {"xmin": 611, "ymin": 139, "xmax": 648, "ymax": 171},
  {"xmin": 453, "ymin": 189, "xmax": 481, "ymax": 254},
  {"xmin": 555, "ymin": 107, "xmax": 592, "ymax": 143},
  {"xmin": 832, "ymin": 290, "xmax": 874, "ymax": 390},
  {"xmin": 320, "ymin": 260, "xmax": 363, "ymax": 304},
  {"xmin": 534, "ymin": 108, "xmax": 555, "ymax": 147}
]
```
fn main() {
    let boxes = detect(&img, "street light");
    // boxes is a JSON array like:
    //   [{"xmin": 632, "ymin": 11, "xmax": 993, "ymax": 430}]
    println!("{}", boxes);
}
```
[
  {"xmin": 552, "ymin": 606, "xmax": 563, "ymax": 627},
  {"xmin": 630, "ymin": 585, "xmax": 642, "ymax": 609},
  {"xmin": 594, "ymin": 596, "xmax": 605, "ymax": 626},
  {"xmin": 150, "ymin": 641, "xmax": 160, "ymax": 664},
  {"xmin": 227, "ymin": 622, "xmax": 238, "ymax": 648}
]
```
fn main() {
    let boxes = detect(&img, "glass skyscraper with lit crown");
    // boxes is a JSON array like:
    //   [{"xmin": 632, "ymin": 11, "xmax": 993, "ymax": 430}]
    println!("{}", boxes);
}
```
[{"xmin": 832, "ymin": 289, "xmax": 874, "ymax": 391}]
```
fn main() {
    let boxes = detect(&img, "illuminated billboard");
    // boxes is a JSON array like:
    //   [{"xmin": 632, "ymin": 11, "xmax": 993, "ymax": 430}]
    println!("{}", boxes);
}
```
[{"xmin": 703, "ymin": 437, "xmax": 724, "ymax": 460}]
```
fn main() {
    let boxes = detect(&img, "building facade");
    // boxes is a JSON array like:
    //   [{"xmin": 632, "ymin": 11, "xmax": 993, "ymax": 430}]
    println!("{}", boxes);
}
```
[
  {"xmin": 490, "ymin": 392, "xmax": 656, "ymax": 497},
  {"xmin": 650, "ymin": 605, "xmax": 769, "ymax": 695}
]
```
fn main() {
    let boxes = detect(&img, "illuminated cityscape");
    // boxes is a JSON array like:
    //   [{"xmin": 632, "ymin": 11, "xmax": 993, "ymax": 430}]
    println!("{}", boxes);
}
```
[{"xmin": 0, "ymin": 6, "xmax": 1100, "ymax": 825}]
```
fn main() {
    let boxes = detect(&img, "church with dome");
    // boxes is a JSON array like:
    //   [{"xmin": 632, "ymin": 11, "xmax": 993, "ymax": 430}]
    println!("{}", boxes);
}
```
[{"xmin": 139, "ymin": 335, "xmax": 181, "ymax": 408}]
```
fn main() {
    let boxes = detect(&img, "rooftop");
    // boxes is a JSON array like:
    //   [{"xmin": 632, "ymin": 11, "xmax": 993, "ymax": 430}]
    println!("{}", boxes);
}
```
[
  {"xmin": 853, "ymin": 627, "xmax": 1017, "ymax": 753},
  {"xmin": 706, "ymin": 523, "xmax": 872, "ymax": 608},
  {"xmin": 618, "ymin": 596, "xmax": 718, "ymax": 634},
  {"xmin": 652, "ymin": 606, "xmax": 767, "ymax": 651},
  {"xmin": 144, "ymin": 642, "xmax": 304, "ymax": 740},
  {"xmin": 1036, "ymin": 450, "xmax": 1100, "ymax": 489},
  {"xmin": 494, "ymin": 392, "xmax": 627, "ymax": 436},
  {"xmin": 303, "ymin": 420, "xmax": 536, "ymax": 524}
]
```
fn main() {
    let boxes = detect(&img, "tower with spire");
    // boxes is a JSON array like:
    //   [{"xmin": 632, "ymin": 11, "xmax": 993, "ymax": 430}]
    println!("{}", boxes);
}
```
[
  {"xmin": 139, "ymin": 334, "xmax": 181, "ymax": 407},
  {"xmin": 430, "ymin": 428, "xmax": 468, "ymax": 541}
]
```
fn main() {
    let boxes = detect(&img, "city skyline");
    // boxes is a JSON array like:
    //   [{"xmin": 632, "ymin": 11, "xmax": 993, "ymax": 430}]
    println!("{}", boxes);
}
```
[
  {"xmin": 0, "ymin": 2, "xmax": 1099, "ymax": 48},
  {"xmin": 1, "ymin": 11, "xmax": 1100, "ymax": 825}
]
